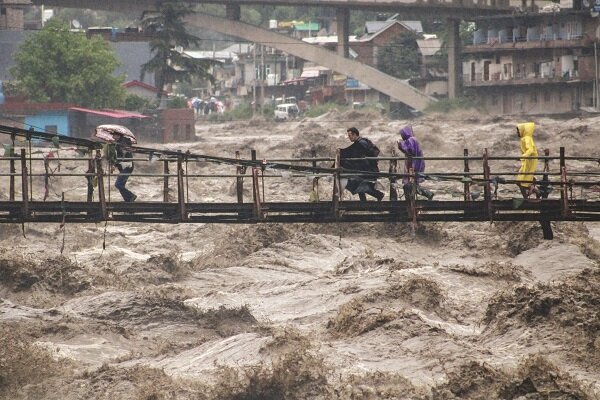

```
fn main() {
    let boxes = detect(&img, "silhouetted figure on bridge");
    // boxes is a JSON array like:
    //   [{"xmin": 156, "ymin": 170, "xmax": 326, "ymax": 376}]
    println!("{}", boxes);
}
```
[{"xmin": 339, "ymin": 127, "xmax": 384, "ymax": 202}]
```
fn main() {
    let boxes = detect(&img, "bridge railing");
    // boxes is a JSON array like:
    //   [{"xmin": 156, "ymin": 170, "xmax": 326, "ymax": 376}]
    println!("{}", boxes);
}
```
[{"xmin": 0, "ymin": 125, "xmax": 599, "ymax": 223}]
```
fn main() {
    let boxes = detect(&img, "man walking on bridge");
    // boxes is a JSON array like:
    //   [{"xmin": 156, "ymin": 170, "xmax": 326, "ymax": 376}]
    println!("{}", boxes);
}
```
[
  {"xmin": 114, "ymin": 136, "xmax": 137, "ymax": 203},
  {"xmin": 339, "ymin": 127, "xmax": 384, "ymax": 202}
]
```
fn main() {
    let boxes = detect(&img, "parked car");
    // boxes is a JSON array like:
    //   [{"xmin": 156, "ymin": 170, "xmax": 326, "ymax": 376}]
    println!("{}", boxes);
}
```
[{"xmin": 274, "ymin": 103, "xmax": 299, "ymax": 121}]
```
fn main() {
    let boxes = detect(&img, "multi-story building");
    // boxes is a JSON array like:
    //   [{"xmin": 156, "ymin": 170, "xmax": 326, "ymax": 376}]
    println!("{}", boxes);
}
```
[{"xmin": 462, "ymin": 9, "xmax": 599, "ymax": 114}]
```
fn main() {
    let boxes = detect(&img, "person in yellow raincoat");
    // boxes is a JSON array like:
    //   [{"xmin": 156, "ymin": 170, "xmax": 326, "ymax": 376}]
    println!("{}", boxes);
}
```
[{"xmin": 516, "ymin": 122, "xmax": 538, "ymax": 198}]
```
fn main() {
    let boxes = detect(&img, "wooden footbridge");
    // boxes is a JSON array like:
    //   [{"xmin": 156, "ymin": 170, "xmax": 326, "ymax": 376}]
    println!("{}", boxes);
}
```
[{"xmin": 1, "ymin": 125, "xmax": 599, "ymax": 229}]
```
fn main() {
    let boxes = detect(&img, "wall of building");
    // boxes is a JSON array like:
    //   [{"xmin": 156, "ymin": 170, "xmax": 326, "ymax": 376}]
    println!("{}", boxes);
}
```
[
  {"xmin": 0, "ymin": 6, "xmax": 23, "ymax": 30},
  {"xmin": 126, "ymin": 86, "xmax": 158, "ymax": 101},
  {"xmin": 160, "ymin": 108, "xmax": 195, "ymax": 143},
  {"xmin": 425, "ymin": 80, "xmax": 448, "ymax": 97},
  {"xmin": 351, "ymin": 24, "xmax": 412, "ymax": 67},
  {"xmin": 24, "ymin": 112, "xmax": 69, "ymax": 135},
  {"xmin": 475, "ymin": 83, "xmax": 592, "ymax": 115}
]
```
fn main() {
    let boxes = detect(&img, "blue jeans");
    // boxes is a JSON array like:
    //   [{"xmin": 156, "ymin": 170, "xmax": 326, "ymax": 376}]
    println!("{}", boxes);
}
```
[{"xmin": 115, "ymin": 167, "xmax": 136, "ymax": 202}]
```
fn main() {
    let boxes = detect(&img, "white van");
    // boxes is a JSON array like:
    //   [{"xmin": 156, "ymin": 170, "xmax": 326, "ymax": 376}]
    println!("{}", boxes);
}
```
[{"xmin": 274, "ymin": 103, "xmax": 299, "ymax": 121}]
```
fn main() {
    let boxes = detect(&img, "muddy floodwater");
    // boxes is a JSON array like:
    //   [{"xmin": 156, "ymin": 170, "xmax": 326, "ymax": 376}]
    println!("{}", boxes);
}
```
[{"xmin": 1, "ymin": 110, "xmax": 599, "ymax": 399}]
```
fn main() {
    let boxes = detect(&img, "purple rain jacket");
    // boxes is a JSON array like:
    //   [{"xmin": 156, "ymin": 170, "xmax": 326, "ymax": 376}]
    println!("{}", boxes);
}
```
[{"xmin": 397, "ymin": 125, "xmax": 425, "ymax": 184}]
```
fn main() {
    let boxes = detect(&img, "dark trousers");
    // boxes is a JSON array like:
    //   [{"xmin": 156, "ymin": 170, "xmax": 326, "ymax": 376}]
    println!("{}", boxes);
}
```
[
  {"xmin": 115, "ymin": 167, "xmax": 136, "ymax": 202},
  {"xmin": 356, "ymin": 181, "xmax": 384, "ymax": 202}
]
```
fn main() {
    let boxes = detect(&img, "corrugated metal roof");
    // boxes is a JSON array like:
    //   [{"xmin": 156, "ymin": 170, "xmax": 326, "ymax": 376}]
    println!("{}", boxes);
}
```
[
  {"xmin": 365, "ymin": 21, "xmax": 392, "ymax": 34},
  {"xmin": 183, "ymin": 50, "xmax": 230, "ymax": 63},
  {"xmin": 219, "ymin": 43, "xmax": 252, "ymax": 55},
  {"xmin": 400, "ymin": 21, "xmax": 423, "ymax": 33},
  {"xmin": 122, "ymin": 80, "xmax": 163, "ymax": 93},
  {"xmin": 416, "ymin": 39, "xmax": 442, "ymax": 57}
]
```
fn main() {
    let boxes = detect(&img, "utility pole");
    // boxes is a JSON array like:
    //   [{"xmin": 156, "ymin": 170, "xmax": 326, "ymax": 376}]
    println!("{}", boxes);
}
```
[
  {"xmin": 595, "ymin": 42, "xmax": 599, "ymax": 110},
  {"xmin": 252, "ymin": 43, "xmax": 257, "ymax": 118},
  {"xmin": 260, "ymin": 44, "xmax": 265, "ymax": 116}
]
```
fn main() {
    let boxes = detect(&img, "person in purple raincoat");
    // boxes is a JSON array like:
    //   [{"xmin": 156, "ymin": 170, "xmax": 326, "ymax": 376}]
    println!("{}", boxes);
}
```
[{"xmin": 397, "ymin": 125, "xmax": 434, "ymax": 200}]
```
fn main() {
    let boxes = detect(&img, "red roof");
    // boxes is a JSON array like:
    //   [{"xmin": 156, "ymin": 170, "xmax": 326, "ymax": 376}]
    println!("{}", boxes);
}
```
[
  {"xmin": 122, "ymin": 80, "xmax": 164, "ymax": 93},
  {"xmin": 70, "ymin": 107, "xmax": 149, "ymax": 119}
]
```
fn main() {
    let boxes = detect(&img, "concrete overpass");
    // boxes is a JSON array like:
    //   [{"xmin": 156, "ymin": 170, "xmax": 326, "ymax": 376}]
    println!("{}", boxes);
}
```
[
  {"xmin": 30, "ymin": 0, "xmax": 516, "ymax": 108},
  {"xmin": 30, "ymin": 0, "xmax": 513, "ymax": 18},
  {"xmin": 188, "ymin": 13, "xmax": 437, "ymax": 110}
]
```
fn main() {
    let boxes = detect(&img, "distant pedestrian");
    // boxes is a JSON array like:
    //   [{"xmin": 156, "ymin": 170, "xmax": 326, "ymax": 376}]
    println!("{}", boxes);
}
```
[
  {"xmin": 339, "ymin": 127, "xmax": 384, "ymax": 201},
  {"xmin": 515, "ymin": 122, "xmax": 552, "ymax": 239},
  {"xmin": 397, "ymin": 125, "xmax": 433, "ymax": 200},
  {"xmin": 114, "ymin": 136, "xmax": 137, "ymax": 202}
]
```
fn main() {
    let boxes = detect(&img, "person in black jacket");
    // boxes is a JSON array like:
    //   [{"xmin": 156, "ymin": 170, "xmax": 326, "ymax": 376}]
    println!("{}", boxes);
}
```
[
  {"xmin": 339, "ymin": 127, "xmax": 384, "ymax": 201},
  {"xmin": 114, "ymin": 136, "xmax": 137, "ymax": 202}
]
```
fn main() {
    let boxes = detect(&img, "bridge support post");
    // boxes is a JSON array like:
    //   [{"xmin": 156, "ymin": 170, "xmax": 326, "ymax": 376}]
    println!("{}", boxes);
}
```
[
  {"xmin": 251, "ymin": 167, "xmax": 263, "ymax": 220},
  {"xmin": 95, "ymin": 151, "xmax": 107, "ymax": 221},
  {"xmin": 236, "ymin": 151, "xmax": 244, "ymax": 204},
  {"xmin": 9, "ymin": 134, "xmax": 15, "ymax": 201},
  {"xmin": 447, "ymin": 18, "xmax": 461, "ymax": 100},
  {"xmin": 389, "ymin": 150, "xmax": 398, "ymax": 201},
  {"xmin": 483, "ymin": 148, "xmax": 493, "ymax": 220},
  {"xmin": 177, "ymin": 153, "xmax": 187, "ymax": 222},
  {"xmin": 463, "ymin": 148, "xmax": 470, "ymax": 201},
  {"xmin": 332, "ymin": 150, "xmax": 341, "ymax": 220},
  {"xmin": 20, "ymin": 149, "xmax": 29, "ymax": 220},
  {"xmin": 250, "ymin": 149, "xmax": 263, "ymax": 220},
  {"xmin": 560, "ymin": 146, "xmax": 569, "ymax": 218},
  {"xmin": 336, "ymin": 8, "xmax": 350, "ymax": 59},
  {"xmin": 87, "ymin": 148, "xmax": 95, "ymax": 202},
  {"xmin": 408, "ymin": 165, "xmax": 418, "ymax": 230},
  {"xmin": 163, "ymin": 159, "xmax": 170, "ymax": 203}
]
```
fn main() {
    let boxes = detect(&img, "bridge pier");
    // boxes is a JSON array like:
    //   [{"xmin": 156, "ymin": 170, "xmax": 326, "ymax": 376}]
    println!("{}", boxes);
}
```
[
  {"xmin": 336, "ymin": 8, "xmax": 350, "ymax": 59},
  {"xmin": 447, "ymin": 18, "xmax": 461, "ymax": 100}
]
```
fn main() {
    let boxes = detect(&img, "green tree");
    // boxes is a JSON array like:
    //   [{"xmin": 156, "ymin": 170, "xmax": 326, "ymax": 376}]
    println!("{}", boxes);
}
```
[
  {"xmin": 141, "ymin": 0, "xmax": 214, "ymax": 101},
  {"xmin": 11, "ymin": 19, "xmax": 125, "ymax": 108},
  {"xmin": 377, "ymin": 31, "xmax": 421, "ymax": 80}
]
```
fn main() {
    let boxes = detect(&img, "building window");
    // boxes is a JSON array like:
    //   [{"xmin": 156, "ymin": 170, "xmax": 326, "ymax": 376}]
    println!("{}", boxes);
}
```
[
  {"xmin": 533, "ymin": 63, "xmax": 540, "ymax": 77},
  {"xmin": 558, "ymin": 91, "xmax": 563, "ymax": 101},
  {"xmin": 503, "ymin": 63, "xmax": 512, "ymax": 78},
  {"xmin": 484, "ymin": 60, "xmax": 491, "ymax": 81},
  {"xmin": 495, "ymin": 55, "xmax": 500, "ymax": 64},
  {"xmin": 531, "ymin": 92, "xmax": 537, "ymax": 103},
  {"xmin": 492, "ymin": 95, "xmax": 499, "ymax": 105},
  {"xmin": 544, "ymin": 91, "xmax": 551, "ymax": 102},
  {"xmin": 173, "ymin": 124, "xmax": 179, "ymax": 139},
  {"xmin": 0, "ymin": 8, "xmax": 6, "ymax": 16}
]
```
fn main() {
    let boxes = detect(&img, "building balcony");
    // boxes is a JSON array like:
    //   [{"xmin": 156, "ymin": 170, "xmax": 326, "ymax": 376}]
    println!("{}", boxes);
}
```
[
  {"xmin": 463, "ymin": 71, "xmax": 591, "ymax": 87},
  {"xmin": 463, "ymin": 36, "xmax": 592, "ymax": 53}
]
